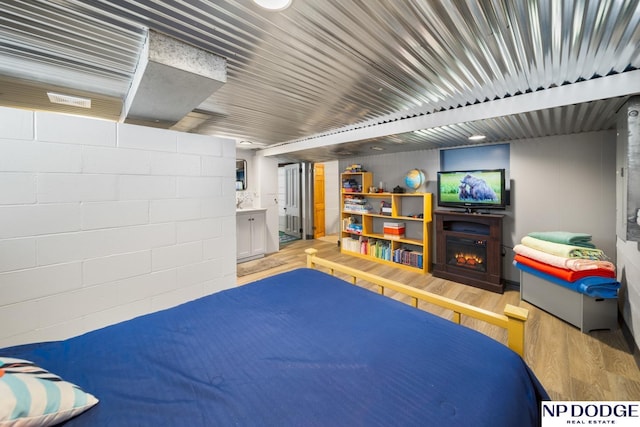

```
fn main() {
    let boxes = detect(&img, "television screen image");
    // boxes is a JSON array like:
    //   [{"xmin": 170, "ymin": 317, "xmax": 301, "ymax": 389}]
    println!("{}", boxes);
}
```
[{"xmin": 437, "ymin": 169, "xmax": 506, "ymax": 210}]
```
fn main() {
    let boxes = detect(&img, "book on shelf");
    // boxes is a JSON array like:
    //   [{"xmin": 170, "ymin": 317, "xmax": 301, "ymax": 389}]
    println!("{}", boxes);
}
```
[
  {"xmin": 341, "ymin": 236, "xmax": 363, "ymax": 253},
  {"xmin": 383, "ymin": 222, "xmax": 405, "ymax": 228},
  {"xmin": 370, "ymin": 240, "xmax": 391, "ymax": 261},
  {"xmin": 344, "ymin": 207, "xmax": 371, "ymax": 213},
  {"xmin": 341, "ymin": 236, "xmax": 392, "ymax": 261},
  {"xmin": 384, "ymin": 233, "xmax": 405, "ymax": 240},
  {"xmin": 342, "ymin": 178, "xmax": 362, "ymax": 193},
  {"xmin": 393, "ymin": 248, "xmax": 423, "ymax": 268},
  {"xmin": 383, "ymin": 222, "xmax": 405, "ymax": 239},
  {"xmin": 343, "ymin": 195, "xmax": 371, "ymax": 213}
]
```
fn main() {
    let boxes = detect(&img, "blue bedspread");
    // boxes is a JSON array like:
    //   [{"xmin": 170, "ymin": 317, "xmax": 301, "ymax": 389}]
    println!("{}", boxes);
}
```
[
  {"xmin": 1, "ymin": 268, "xmax": 548, "ymax": 426},
  {"xmin": 514, "ymin": 261, "xmax": 620, "ymax": 299}
]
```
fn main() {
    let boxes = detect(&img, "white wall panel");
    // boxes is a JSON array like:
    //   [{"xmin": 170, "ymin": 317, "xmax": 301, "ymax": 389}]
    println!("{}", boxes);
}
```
[
  {"xmin": 80, "ymin": 299, "xmax": 152, "ymax": 338},
  {"xmin": 37, "ymin": 223, "xmax": 176, "ymax": 266},
  {"xmin": 34, "ymin": 284, "xmax": 119, "ymax": 326},
  {"xmin": 115, "ymin": 269, "xmax": 177, "ymax": 304},
  {"xmin": 83, "ymin": 250, "xmax": 152, "ymax": 286},
  {"xmin": 149, "ymin": 198, "xmax": 201, "ymax": 223},
  {"xmin": 36, "ymin": 112, "xmax": 116, "ymax": 147},
  {"xmin": 177, "ymin": 133, "xmax": 224, "ymax": 156},
  {"xmin": 0, "ymin": 203, "xmax": 81, "ymax": 238},
  {"xmin": 176, "ymin": 176, "xmax": 222, "ymax": 198},
  {"xmin": 150, "ymin": 152, "xmax": 201, "ymax": 176},
  {"xmin": 0, "ymin": 106, "xmax": 33, "ymax": 140},
  {"xmin": 0, "ymin": 301, "xmax": 39, "ymax": 347},
  {"xmin": 0, "ymin": 262, "xmax": 82, "ymax": 305},
  {"xmin": 83, "ymin": 145, "xmax": 151, "ymax": 175},
  {"xmin": 203, "ymin": 236, "xmax": 227, "ymax": 260},
  {"xmin": 150, "ymin": 282, "xmax": 205, "ymax": 313},
  {"xmin": 0, "ymin": 106, "xmax": 236, "ymax": 346},
  {"xmin": 202, "ymin": 155, "xmax": 235, "ymax": 177},
  {"xmin": 118, "ymin": 122, "xmax": 177, "ymax": 152},
  {"xmin": 176, "ymin": 218, "xmax": 223, "ymax": 243},
  {"xmin": 176, "ymin": 259, "xmax": 220, "ymax": 288},
  {"xmin": 118, "ymin": 175, "xmax": 176, "ymax": 200},
  {"xmin": 206, "ymin": 257, "xmax": 235, "ymax": 282},
  {"xmin": 203, "ymin": 275, "xmax": 235, "ymax": 295},
  {"xmin": 0, "ymin": 173, "xmax": 37, "ymax": 204},
  {"xmin": 82, "ymin": 200, "xmax": 149, "ymax": 230},
  {"xmin": 0, "ymin": 140, "xmax": 82, "ymax": 172},
  {"xmin": 152, "ymin": 241, "xmax": 203, "ymax": 271},
  {"xmin": 201, "ymin": 196, "xmax": 235, "ymax": 218},
  {"xmin": 38, "ymin": 173, "xmax": 118, "ymax": 203},
  {"xmin": 0, "ymin": 238, "xmax": 36, "ymax": 273}
]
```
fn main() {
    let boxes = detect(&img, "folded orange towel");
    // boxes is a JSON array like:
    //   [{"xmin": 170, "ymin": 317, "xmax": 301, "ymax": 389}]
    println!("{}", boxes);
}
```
[{"xmin": 514, "ymin": 254, "xmax": 616, "ymax": 282}]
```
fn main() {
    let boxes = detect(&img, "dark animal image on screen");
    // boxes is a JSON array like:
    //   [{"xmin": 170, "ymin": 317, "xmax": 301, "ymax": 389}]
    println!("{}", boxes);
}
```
[{"xmin": 460, "ymin": 174, "xmax": 498, "ymax": 201}]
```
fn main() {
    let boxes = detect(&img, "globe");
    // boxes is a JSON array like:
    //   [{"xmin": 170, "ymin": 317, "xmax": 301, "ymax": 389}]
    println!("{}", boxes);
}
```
[{"xmin": 404, "ymin": 169, "xmax": 425, "ymax": 190}]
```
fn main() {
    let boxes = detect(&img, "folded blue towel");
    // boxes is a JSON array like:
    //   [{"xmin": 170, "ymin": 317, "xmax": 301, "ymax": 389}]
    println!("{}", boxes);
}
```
[{"xmin": 576, "ymin": 276, "xmax": 621, "ymax": 299}]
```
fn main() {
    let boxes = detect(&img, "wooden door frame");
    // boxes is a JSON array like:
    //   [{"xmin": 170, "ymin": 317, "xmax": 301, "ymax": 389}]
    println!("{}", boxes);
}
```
[{"xmin": 313, "ymin": 163, "xmax": 325, "ymax": 239}]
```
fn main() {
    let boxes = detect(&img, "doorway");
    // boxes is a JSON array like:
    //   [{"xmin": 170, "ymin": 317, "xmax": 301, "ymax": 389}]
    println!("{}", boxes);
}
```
[
  {"xmin": 278, "ymin": 163, "xmax": 302, "ymax": 245},
  {"xmin": 277, "ymin": 162, "xmax": 332, "ymax": 247}
]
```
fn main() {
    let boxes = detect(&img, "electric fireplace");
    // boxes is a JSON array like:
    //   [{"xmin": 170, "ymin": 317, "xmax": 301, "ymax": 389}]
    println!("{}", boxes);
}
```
[
  {"xmin": 433, "ymin": 211, "xmax": 504, "ymax": 293},
  {"xmin": 446, "ymin": 236, "xmax": 487, "ymax": 273}
]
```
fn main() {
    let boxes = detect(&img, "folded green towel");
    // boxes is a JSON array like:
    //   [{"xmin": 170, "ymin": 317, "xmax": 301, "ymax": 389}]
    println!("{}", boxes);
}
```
[
  {"xmin": 521, "ymin": 236, "xmax": 605, "ymax": 260},
  {"xmin": 527, "ymin": 231, "xmax": 595, "ymax": 248}
]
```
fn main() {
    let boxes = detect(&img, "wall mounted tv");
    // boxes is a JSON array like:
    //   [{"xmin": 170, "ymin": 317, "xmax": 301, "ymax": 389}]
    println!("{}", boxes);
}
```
[{"xmin": 437, "ymin": 169, "xmax": 506, "ymax": 211}]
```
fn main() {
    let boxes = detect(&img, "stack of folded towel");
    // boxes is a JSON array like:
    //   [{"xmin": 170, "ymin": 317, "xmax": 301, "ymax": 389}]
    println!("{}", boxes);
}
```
[{"xmin": 513, "ymin": 231, "xmax": 619, "ymax": 299}]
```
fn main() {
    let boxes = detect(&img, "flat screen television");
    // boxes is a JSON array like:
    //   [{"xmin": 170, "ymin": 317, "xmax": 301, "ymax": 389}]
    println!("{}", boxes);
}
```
[{"xmin": 437, "ymin": 169, "xmax": 506, "ymax": 211}]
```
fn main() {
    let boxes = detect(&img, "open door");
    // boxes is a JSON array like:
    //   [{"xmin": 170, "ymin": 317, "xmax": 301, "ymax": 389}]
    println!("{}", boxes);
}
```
[
  {"xmin": 313, "ymin": 163, "xmax": 325, "ymax": 239},
  {"xmin": 283, "ymin": 163, "xmax": 302, "ymax": 239}
]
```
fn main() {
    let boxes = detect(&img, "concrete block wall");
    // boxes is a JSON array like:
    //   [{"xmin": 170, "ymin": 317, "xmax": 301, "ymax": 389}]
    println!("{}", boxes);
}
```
[{"xmin": 0, "ymin": 106, "xmax": 237, "ymax": 347}]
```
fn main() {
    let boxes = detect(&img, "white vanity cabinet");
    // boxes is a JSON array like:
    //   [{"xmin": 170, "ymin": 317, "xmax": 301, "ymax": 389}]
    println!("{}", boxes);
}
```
[{"xmin": 236, "ymin": 209, "xmax": 267, "ymax": 262}]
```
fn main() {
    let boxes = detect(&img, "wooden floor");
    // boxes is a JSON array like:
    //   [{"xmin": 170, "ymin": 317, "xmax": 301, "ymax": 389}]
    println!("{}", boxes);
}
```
[{"xmin": 238, "ymin": 238, "xmax": 640, "ymax": 401}]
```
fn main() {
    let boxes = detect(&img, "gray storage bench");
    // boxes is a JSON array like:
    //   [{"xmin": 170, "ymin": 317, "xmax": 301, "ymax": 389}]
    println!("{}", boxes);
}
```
[{"xmin": 520, "ymin": 270, "xmax": 618, "ymax": 332}]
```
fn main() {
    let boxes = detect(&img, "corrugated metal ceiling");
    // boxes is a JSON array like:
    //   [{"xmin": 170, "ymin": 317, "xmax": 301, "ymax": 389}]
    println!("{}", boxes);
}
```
[{"xmin": 1, "ymin": 0, "xmax": 639, "ymax": 160}]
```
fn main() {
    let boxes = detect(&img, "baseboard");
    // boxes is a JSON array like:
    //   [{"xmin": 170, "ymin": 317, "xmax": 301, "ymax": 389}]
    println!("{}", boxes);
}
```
[{"xmin": 504, "ymin": 279, "xmax": 519, "ymax": 291}]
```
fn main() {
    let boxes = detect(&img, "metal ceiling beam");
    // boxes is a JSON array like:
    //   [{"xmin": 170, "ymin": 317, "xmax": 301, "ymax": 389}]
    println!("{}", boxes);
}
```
[{"xmin": 262, "ymin": 69, "xmax": 640, "ymax": 157}]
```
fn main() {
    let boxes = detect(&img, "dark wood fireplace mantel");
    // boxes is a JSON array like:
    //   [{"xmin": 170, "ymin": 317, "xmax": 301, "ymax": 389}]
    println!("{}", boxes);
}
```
[{"xmin": 433, "ymin": 210, "xmax": 504, "ymax": 293}]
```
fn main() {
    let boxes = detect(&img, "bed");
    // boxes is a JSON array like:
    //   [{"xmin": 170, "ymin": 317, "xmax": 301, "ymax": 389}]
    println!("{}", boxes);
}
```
[{"xmin": 0, "ymin": 249, "xmax": 548, "ymax": 426}]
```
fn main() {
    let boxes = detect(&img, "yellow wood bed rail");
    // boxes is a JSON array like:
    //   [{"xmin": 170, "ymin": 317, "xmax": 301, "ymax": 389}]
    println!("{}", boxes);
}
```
[{"xmin": 305, "ymin": 248, "xmax": 529, "ymax": 357}]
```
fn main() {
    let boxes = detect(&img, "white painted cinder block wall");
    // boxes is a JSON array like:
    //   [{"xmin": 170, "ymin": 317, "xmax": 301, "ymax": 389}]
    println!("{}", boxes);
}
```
[{"xmin": 0, "ymin": 106, "xmax": 237, "ymax": 348}]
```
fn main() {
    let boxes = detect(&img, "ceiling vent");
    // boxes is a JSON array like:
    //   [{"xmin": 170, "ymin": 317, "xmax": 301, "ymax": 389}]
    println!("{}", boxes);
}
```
[
  {"xmin": 123, "ymin": 30, "xmax": 227, "ymax": 128},
  {"xmin": 47, "ymin": 92, "xmax": 91, "ymax": 109}
]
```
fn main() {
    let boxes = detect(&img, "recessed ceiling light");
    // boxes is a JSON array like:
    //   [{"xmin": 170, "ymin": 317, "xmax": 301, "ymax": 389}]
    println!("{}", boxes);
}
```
[
  {"xmin": 252, "ymin": 0, "xmax": 292, "ymax": 11},
  {"xmin": 47, "ymin": 92, "xmax": 91, "ymax": 109},
  {"xmin": 240, "ymin": 140, "xmax": 253, "ymax": 145},
  {"xmin": 370, "ymin": 146, "xmax": 385, "ymax": 151},
  {"xmin": 468, "ymin": 134, "xmax": 486, "ymax": 141}
]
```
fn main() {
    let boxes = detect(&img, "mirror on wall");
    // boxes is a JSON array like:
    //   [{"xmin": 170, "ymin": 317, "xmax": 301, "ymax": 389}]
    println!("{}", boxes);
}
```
[{"xmin": 236, "ymin": 159, "xmax": 247, "ymax": 190}]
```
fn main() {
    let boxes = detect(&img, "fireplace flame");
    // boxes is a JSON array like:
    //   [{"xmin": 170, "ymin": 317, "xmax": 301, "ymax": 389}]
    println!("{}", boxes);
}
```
[{"xmin": 454, "ymin": 253, "xmax": 483, "ymax": 266}]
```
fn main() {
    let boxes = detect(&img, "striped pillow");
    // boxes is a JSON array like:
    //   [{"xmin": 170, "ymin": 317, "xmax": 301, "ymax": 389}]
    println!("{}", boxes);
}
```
[{"xmin": 0, "ymin": 357, "xmax": 98, "ymax": 426}]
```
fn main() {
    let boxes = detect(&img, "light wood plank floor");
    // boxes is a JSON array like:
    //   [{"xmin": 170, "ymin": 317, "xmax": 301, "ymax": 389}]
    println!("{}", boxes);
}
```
[{"xmin": 238, "ymin": 238, "xmax": 640, "ymax": 401}]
